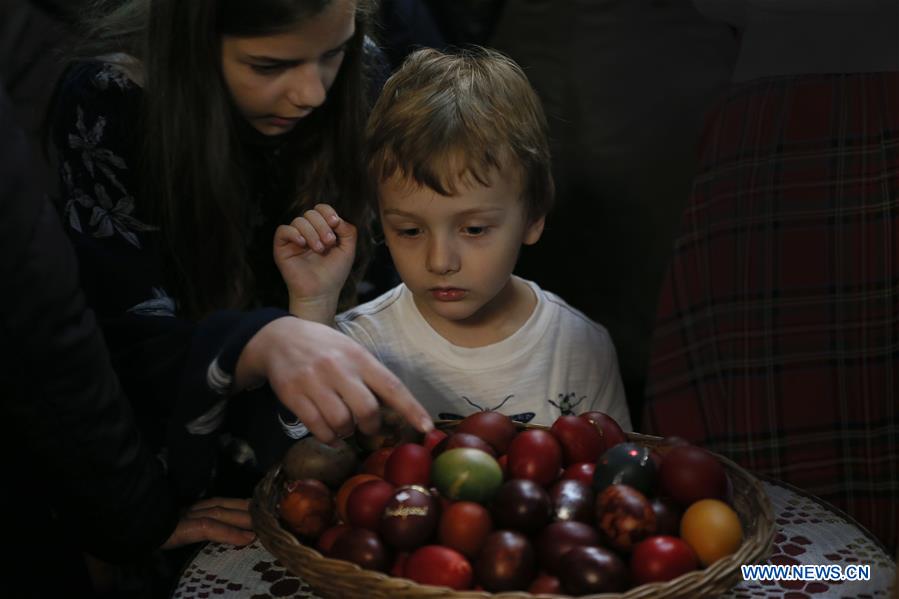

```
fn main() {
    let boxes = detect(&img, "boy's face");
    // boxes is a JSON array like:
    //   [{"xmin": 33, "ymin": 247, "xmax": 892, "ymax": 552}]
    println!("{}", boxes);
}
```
[{"xmin": 379, "ymin": 165, "xmax": 545, "ymax": 330}]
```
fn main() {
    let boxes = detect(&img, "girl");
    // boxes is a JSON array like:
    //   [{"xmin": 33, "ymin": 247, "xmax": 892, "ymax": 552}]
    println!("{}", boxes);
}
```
[{"xmin": 50, "ymin": 0, "xmax": 430, "ymax": 502}]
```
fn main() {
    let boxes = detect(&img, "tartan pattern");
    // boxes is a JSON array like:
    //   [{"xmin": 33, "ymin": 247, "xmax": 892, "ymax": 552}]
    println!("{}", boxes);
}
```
[{"xmin": 644, "ymin": 72, "xmax": 899, "ymax": 553}]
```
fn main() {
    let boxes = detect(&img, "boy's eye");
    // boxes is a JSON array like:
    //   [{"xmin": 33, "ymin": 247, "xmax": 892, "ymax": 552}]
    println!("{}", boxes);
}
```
[
  {"xmin": 463, "ymin": 226, "xmax": 490, "ymax": 236},
  {"xmin": 396, "ymin": 227, "xmax": 421, "ymax": 238}
]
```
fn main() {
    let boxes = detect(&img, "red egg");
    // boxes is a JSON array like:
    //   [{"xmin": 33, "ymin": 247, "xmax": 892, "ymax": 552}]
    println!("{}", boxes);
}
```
[
  {"xmin": 507, "ymin": 430, "xmax": 562, "ymax": 486},
  {"xmin": 346, "ymin": 479, "xmax": 395, "ymax": 530},
  {"xmin": 384, "ymin": 443, "xmax": 432, "ymax": 487},
  {"xmin": 422, "ymin": 428, "xmax": 448, "ymax": 452},
  {"xmin": 278, "ymin": 479, "xmax": 334, "ymax": 540},
  {"xmin": 438, "ymin": 501, "xmax": 493, "ymax": 559},
  {"xmin": 455, "ymin": 411, "xmax": 518, "ymax": 454},
  {"xmin": 658, "ymin": 445, "xmax": 727, "ymax": 506},
  {"xmin": 579, "ymin": 411, "xmax": 627, "ymax": 451},
  {"xmin": 316, "ymin": 523, "xmax": 351, "ymax": 555},
  {"xmin": 631, "ymin": 535, "xmax": 699, "ymax": 584},
  {"xmin": 404, "ymin": 545, "xmax": 473, "ymax": 590},
  {"xmin": 330, "ymin": 528, "xmax": 391, "ymax": 573},
  {"xmin": 361, "ymin": 447, "xmax": 394, "ymax": 478},
  {"xmin": 536, "ymin": 520, "xmax": 601, "ymax": 576},
  {"xmin": 595, "ymin": 484, "xmax": 656, "ymax": 552},
  {"xmin": 562, "ymin": 462, "xmax": 595, "ymax": 485},
  {"xmin": 550, "ymin": 415, "xmax": 605, "ymax": 465}
]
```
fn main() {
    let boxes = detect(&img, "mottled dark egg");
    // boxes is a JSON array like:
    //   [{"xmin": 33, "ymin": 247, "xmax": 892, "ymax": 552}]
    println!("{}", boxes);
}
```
[{"xmin": 595, "ymin": 484, "xmax": 656, "ymax": 552}]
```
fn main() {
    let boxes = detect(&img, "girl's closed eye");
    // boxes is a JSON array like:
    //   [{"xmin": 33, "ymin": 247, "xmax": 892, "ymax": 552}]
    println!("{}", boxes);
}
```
[
  {"xmin": 250, "ymin": 63, "xmax": 287, "ymax": 75},
  {"xmin": 395, "ymin": 226, "xmax": 422, "ymax": 238}
]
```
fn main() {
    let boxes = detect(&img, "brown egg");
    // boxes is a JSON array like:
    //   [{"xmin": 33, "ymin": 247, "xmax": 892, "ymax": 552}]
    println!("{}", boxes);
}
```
[
  {"xmin": 278, "ymin": 478, "xmax": 334, "ymax": 540},
  {"xmin": 595, "ymin": 484, "xmax": 656, "ymax": 552}
]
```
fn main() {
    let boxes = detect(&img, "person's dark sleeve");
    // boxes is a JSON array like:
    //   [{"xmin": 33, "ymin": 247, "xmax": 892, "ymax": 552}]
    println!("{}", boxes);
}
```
[{"xmin": 0, "ymin": 86, "xmax": 178, "ymax": 561}]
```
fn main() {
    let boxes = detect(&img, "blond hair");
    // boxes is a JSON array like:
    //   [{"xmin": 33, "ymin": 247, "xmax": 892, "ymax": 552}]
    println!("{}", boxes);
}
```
[{"xmin": 366, "ymin": 47, "xmax": 554, "ymax": 222}]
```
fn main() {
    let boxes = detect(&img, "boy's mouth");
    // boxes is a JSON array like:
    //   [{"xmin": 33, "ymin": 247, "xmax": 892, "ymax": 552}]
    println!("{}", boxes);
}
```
[{"xmin": 430, "ymin": 287, "xmax": 467, "ymax": 302}]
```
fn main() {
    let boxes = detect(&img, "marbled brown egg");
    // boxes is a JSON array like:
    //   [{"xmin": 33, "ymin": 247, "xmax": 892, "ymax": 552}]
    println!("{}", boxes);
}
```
[{"xmin": 595, "ymin": 484, "xmax": 656, "ymax": 552}]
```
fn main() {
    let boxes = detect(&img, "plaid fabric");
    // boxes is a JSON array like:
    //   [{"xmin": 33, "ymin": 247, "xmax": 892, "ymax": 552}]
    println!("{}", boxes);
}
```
[{"xmin": 644, "ymin": 72, "xmax": 899, "ymax": 553}]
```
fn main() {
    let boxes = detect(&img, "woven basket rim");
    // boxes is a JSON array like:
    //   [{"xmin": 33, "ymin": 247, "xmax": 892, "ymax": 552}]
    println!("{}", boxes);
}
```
[{"xmin": 251, "ymin": 425, "xmax": 775, "ymax": 599}]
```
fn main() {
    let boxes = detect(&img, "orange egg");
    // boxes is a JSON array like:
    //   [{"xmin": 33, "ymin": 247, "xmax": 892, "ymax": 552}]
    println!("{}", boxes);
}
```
[
  {"xmin": 335, "ymin": 473, "xmax": 380, "ymax": 523},
  {"xmin": 679, "ymin": 499, "xmax": 743, "ymax": 566}
]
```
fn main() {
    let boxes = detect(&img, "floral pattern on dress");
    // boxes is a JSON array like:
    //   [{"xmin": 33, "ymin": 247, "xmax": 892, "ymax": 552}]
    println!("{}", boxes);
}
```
[{"xmin": 63, "ymin": 105, "xmax": 155, "ymax": 248}]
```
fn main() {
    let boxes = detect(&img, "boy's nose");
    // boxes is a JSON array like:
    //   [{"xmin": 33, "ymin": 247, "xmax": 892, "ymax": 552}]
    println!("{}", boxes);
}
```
[
  {"xmin": 286, "ymin": 64, "xmax": 327, "ymax": 110},
  {"xmin": 426, "ymin": 237, "xmax": 460, "ymax": 275}
]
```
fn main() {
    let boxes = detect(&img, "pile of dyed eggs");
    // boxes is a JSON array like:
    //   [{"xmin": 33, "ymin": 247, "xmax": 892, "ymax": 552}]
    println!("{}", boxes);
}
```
[{"xmin": 277, "ymin": 410, "xmax": 744, "ymax": 595}]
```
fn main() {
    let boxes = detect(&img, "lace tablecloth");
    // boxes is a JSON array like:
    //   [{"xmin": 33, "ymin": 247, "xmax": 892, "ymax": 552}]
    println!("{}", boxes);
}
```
[{"xmin": 173, "ymin": 480, "xmax": 896, "ymax": 598}]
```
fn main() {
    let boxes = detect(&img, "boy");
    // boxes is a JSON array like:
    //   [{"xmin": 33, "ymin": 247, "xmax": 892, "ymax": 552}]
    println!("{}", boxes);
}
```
[{"xmin": 274, "ymin": 47, "xmax": 631, "ymax": 428}]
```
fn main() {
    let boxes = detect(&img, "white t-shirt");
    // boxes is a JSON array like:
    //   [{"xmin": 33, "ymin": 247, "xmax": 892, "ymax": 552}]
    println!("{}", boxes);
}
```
[{"xmin": 335, "ymin": 278, "xmax": 632, "ymax": 430}]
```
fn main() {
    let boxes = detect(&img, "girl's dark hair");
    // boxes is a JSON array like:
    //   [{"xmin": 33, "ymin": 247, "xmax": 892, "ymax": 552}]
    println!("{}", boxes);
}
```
[{"xmin": 75, "ymin": 0, "xmax": 374, "ymax": 318}]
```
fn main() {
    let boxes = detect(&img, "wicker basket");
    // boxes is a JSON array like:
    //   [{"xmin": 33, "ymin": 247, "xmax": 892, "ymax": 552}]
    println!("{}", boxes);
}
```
[{"xmin": 251, "ymin": 424, "xmax": 775, "ymax": 599}]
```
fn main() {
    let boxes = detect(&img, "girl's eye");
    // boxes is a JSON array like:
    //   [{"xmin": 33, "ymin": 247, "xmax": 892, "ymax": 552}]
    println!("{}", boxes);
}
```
[
  {"xmin": 323, "ymin": 45, "xmax": 347, "ymax": 61},
  {"xmin": 250, "ymin": 63, "xmax": 285, "ymax": 75},
  {"xmin": 396, "ymin": 227, "xmax": 421, "ymax": 238},
  {"xmin": 463, "ymin": 226, "xmax": 489, "ymax": 236}
]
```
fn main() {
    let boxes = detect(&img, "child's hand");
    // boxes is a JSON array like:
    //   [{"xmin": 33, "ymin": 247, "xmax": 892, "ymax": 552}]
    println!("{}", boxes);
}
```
[{"xmin": 274, "ymin": 204, "xmax": 356, "ymax": 323}]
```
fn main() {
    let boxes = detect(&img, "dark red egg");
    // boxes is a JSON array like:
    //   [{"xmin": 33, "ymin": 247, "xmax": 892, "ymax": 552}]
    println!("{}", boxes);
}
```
[
  {"xmin": 579, "ymin": 411, "xmax": 628, "ymax": 451},
  {"xmin": 650, "ymin": 497, "xmax": 683, "ymax": 536},
  {"xmin": 558, "ymin": 545, "xmax": 629, "ymax": 594},
  {"xmin": 346, "ymin": 479, "xmax": 395, "ymax": 530},
  {"xmin": 631, "ymin": 535, "xmax": 699, "ymax": 584},
  {"xmin": 536, "ymin": 520, "xmax": 600, "ymax": 576},
  {"xmin": 384, "ymin": 443, "xmax": 432, "ymax": 487},
  {"xmin": 595, "ymin": 484, "xmax": 656, "ymax": 552},
  {"xmin": 404, "ymin": 545, "xmax": 473, "ymax": 590},
  {"xmin": 491, "ymin": 479, "xmax": 552, "ymax": 535},
  {"xmin": 330, "ymin": 528, "xmax": 391, "ymax": 573},
  {"xmin": 528, "ymin": 573, "xmax": 562, "ymax": 594},
  {"xmin": 278, "ymin": 478, "xmax": 334, "ymax": 540},
  {"xmin": 658, "ymin": 445, "xmax": 727, "ymax": 506},
  {"xmin": 474, "ymin": 530, "xmax": 536, "ymax": 592},
  {"xmin": 550, "ymin": 415, "xmax": 605, "ymax": 465},
  {"xmin": 380, "ymin": 485, "xmax": 439, "ymax": 551},
  {"xmin": 390, "ymin": 551, "xmax": 409, "ymax": 577},
  {"xmin": 507, "ymin": 430, "xmax": 563, "ymax": 486},
  {"xmin": 548, "ymin": 478, "xmax": 594, "ymax": 524},
  {"xmin": 440, "ymin": 432, "xmax": 497, "ymax": 457},
  {"xmin": 561, "ymin": 462, "xmax": 595, "ymax": 485},
  {"xmin": 593, "ymin": 442, "xmax": 657, "ymax": 497},
  {"xmin": 455, "ymin": 411, "xmax": 518, "ymax": 454}
]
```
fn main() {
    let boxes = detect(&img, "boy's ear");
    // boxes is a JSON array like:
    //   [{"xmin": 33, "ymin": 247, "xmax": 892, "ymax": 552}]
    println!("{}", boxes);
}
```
[{"xmin": 523, "ymin": 214, "xmax": 545, "ymax": 246}]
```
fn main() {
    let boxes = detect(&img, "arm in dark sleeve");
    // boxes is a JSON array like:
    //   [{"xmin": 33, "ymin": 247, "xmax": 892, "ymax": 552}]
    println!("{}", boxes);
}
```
[
  {"xmin": 50, "ymin": 62, "xmax": 290, "ymax": 499},
  {"xmin": 0, "ymin": 86, "xmax": 178, "ymax": 561}
]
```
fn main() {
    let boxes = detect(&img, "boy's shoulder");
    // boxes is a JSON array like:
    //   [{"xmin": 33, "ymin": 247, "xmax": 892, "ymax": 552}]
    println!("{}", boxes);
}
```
[{"xmin": 531, "ymin": 282, "xmax": 613, "ymax": 344}]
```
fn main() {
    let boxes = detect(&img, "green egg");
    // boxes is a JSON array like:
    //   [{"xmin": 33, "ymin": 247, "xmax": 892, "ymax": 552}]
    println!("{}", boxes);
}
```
[{"xmin": 432, "ymin": 447, "xmax": 503, "ymax": 504}]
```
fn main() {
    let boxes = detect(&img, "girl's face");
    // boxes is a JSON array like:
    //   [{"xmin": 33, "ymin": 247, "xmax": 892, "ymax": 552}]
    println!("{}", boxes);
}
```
[{"xmin": 220, "ymin": 0, "xmax": 356, "ymax": 136}]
